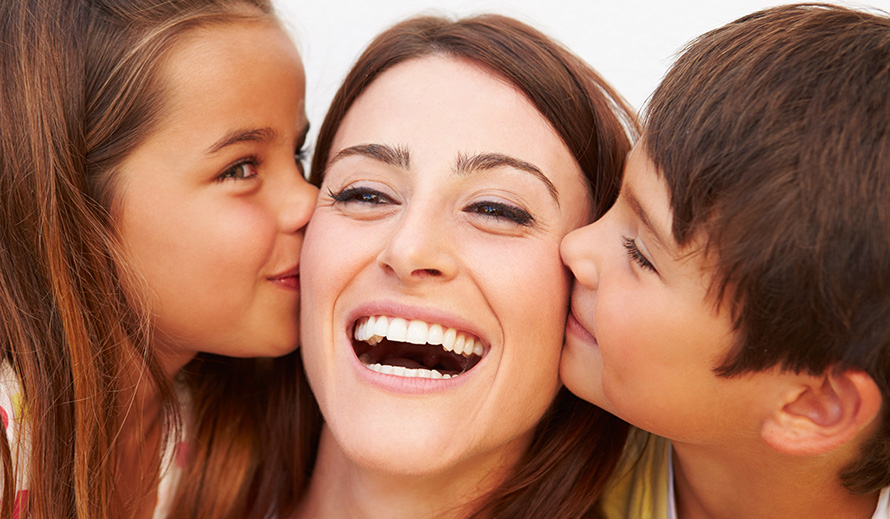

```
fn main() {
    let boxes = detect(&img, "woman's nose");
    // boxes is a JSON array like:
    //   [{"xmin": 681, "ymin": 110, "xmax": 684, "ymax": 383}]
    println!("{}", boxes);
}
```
[{"xmin": 376, "ymin": 202, "xmax": 458, "ymax": 284}]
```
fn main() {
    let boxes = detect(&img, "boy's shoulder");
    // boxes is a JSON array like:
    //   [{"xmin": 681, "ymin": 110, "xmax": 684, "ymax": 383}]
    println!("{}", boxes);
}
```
[{"xmin": 599, "ymin": 428, "xmax": 673, "ymax": 519}]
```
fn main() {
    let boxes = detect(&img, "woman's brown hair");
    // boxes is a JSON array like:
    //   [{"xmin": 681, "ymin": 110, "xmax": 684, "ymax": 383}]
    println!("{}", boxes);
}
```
[
  {"xmin": 0, "ymin": 0, "xmax": 315, "ymax": 517},
  {"xmin": 309, "ymin": 14, "xmax": 638, "ymax": 518}
]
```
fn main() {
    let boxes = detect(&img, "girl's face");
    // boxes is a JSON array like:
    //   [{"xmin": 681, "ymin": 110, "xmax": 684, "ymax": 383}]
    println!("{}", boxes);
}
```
[
  {"xmin": 300, "ymin": 56, "xmax": 592, "ymax": 479},
  {"xmin": 115, "ymin": 21, "xmax": 317, "ymax": 373}
]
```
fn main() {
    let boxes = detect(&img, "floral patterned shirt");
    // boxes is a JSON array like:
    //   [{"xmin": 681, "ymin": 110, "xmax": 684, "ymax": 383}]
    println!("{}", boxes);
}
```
[{"xmin": 0, "ymin": 363, "xmax": 186, "ymax": 519}]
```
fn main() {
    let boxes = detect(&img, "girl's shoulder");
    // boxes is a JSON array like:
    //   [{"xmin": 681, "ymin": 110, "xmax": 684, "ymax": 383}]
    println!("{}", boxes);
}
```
[{"xmin": 1, "ymin": 361, "xmax": 30, "ymax": 516}]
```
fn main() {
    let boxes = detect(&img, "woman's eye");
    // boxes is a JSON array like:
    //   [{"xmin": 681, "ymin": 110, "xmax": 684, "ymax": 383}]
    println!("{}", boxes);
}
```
[
  {"xmin": 465, "ymin": 201, "xmax": 534, "ymax": 226},
  {"xmin": 327, "ymin": 186, "xmax": 394, "ymax": 205},
  {"xmin": 622, "ymin": 237, "xmax": 657, "ymax": 273},
  {"xmin": 218, "ymin": 159, "xmax": 259, "ymax": 182}
]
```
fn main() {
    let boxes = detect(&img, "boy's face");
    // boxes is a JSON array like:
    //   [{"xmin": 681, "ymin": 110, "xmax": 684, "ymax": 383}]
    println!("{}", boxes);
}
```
[{"xmin": 560, "ymin": 147, "xmax": 776, "ymax": 443}]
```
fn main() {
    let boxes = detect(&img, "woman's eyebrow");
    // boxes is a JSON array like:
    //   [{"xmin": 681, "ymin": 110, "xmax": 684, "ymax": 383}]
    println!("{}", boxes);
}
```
[
  {"xmin": 454, "ymin": 152, "xmax": 559, "ymax": 203},
  {"xmin": 329, "ymin": 143, "xmax": 410, "ymax": 169}
]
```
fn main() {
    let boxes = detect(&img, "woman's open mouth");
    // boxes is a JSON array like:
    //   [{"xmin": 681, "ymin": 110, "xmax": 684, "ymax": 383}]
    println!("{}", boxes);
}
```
[{"xmin": 352, "ymin": 315, "xmax": 485, "ymax": 379}]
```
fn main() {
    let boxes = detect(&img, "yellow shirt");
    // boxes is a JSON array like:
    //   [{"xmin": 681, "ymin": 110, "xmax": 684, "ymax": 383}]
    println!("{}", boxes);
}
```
[
  {"xmin": 599, "ymin": 429, "xmax": 672, "ymax": 519},
  {"xmin": 598, "ymin": 428, "xmax": 890, "ymax": 519}
]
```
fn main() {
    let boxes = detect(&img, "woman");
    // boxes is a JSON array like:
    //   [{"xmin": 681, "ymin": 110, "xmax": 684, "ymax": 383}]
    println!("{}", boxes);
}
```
[
  {"xmin": 298, "ymin": 14, "xmax": 639, "ymax": 518},
  {"xmin": 0, "ymin": 0, "xmax": 316, "ymax": 517}
]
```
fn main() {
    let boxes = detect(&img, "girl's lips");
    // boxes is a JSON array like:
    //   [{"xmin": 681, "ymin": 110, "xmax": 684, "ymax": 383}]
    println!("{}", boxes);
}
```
[
  {"xmin": 566, "ymin": 307, "xmax": 597, "ymax": 347},
  {"xmin": 270, "ymin": 266, "xmax": 300, "ymax": 290}
]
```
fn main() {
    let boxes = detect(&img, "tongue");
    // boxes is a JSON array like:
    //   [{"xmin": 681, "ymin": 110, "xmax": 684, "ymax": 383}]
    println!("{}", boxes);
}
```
[
  {"xmin": 382, "ymin": 357, "xmax": 427, "ymax": 369},
  {"xmin": 368, "ymin": 339, "xmax": 467, "ymax": 373}
]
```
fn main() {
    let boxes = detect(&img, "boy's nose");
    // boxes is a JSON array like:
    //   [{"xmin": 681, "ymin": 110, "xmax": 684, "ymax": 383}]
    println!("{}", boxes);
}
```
[{"xmin": 560, "ymin": 223, "xmax": 600, "ymax": 290}]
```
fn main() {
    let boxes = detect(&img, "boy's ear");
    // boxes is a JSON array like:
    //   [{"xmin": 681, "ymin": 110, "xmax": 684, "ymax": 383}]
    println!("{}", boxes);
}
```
[{"xmin": 761, "ymin": 369, "xmax": 882, "ymax": 456}]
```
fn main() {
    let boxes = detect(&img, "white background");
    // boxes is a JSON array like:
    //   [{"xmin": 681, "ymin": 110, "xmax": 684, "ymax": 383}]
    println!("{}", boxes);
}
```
[{"xmin": 278, "ymin": 0, "xmax": 890, "ymax": 148}]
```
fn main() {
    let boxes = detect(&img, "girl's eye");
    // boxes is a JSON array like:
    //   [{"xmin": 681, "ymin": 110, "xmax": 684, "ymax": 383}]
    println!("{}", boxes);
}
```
[
  {"xmin": 464, "ymin": 201, "xmax": 534, "ymax": 226},
  {"xmin": 295, "ymin": 146, "xmax": 309, "ymax": 166},
  {"xmin": 218, "ymin": 159, "xmax": 259, "ymax": 182},
  {"xmin": 623, "ymin": 237, "xmax": 657, "ymax": 273},
  {"xmin": 327, "ymin": 186, "xmax": 395, "ymax": 206}
]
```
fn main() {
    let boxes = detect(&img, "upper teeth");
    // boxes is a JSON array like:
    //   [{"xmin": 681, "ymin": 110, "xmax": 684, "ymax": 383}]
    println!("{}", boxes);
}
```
[{"xmin": 353, "ymin": 316, "xmax": 484, "ymax": 357}]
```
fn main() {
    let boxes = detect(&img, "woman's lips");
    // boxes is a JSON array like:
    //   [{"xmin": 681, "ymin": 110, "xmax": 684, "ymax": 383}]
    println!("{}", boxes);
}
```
[{"xmin": 352, "ymin": 315, "xmax": 485, "ymax": 380}]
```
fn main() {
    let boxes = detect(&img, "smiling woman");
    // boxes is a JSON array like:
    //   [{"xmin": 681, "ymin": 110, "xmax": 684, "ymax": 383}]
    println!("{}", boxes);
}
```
[{"xmin": 297, "ymin": 14, "xmax": 638, "ymax": 519}]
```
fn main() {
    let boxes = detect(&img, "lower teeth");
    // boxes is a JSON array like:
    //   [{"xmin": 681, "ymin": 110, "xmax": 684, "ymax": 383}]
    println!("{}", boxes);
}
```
[{"xmin": 363, "ymin": 362, "xmax": 455, "ymax": 379}]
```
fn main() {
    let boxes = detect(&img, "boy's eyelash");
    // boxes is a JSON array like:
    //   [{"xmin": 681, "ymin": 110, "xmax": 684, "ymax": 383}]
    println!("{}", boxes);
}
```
[
  {"xmin": 623, "ymin": 237, "xmax": 657, "ymax": 272},
  {"xmin": 465, "ymin": 201, "xmax": 534, "ymax": 226}
]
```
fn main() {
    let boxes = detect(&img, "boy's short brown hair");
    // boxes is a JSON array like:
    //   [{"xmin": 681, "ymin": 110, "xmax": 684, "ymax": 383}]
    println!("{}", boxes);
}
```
[{"xmin": 644, "ymin": 3, "xmax": 890, "ymax": 492}]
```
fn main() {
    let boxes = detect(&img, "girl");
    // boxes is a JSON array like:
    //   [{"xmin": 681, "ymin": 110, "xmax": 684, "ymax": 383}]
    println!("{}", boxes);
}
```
[{"xmin": 0, "ymin": 0, "xmax": 317, "ymax": 517}]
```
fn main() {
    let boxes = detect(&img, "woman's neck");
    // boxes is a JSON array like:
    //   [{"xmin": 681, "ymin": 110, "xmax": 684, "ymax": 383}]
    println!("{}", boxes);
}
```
[{"xmin": 296, "ymin": 426, "xmax": 522, "ymax": 519}]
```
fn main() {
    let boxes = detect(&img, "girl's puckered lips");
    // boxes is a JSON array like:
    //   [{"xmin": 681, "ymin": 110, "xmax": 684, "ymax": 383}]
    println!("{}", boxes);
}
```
[
  {"xmin": 269, "ymin": 265, "xmax": 300, "ymax": 290},
  {"xmin": 566, "ymin": 305, "xmax": 597, "ymax": 348}
]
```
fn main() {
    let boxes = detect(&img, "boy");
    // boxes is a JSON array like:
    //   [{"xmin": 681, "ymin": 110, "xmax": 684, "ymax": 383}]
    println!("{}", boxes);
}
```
[{"xmin": 559, "ymin": 4, "xmax": 890, "ymax": 519}]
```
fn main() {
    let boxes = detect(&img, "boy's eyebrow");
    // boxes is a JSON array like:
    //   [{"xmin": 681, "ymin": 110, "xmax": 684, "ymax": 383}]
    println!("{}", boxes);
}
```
[
  {"xmin": 454, "ymin": 151, "xmax": 559, "ymax": 203},
  {"xmin": 624, "ymin": 186, "xmax": 673, "ymax": 253},
  {"xmin": 329, "ymin": 143, "xmax": 410, "ymax": 169},
  {"xmin": 206, "ymin": 127, "xmax": 277, "ymax": 154}
]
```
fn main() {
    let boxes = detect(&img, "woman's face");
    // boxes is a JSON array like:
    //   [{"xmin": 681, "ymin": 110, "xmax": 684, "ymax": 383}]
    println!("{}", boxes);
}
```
[
  {"xmin": 300, "ymin": 55, "xmax": 592, "ymax": 477},
  {"xmin": 115, "ymin": 21, "xmax": 317, "ymax": 373}
]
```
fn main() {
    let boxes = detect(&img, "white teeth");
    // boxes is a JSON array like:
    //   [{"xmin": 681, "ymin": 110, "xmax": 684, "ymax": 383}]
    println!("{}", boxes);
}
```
[
  {"xmin": 406, "ymin": 320, "xmax": 428, "ymax": 344},
  {"xmin": 453, "ymin": 334, "xmax": 465, "ymax": 355},
  {"xmin": 352, "ymin": 315, "xmax": 484, "ymax": 359},
  {"xmin": 364, "ymin": 362, "xmax": 455, "ymax": 379},
  {"xmin": 427, "ymin": 324, "xmax": 444, "ymax": 345},
  {"xmin": 386, "ymin": 317, "xmax": 408, "ymax": 342},
  {"xmin": 373, "ymin": 316, "xmax": 389, "ymax": 337},
  {"xmin": 442, "ymin": 328, "xmax": 456, "ymax": 352},
  {"xmin": 462, "ymin": 337, "xmax": 475, "ymax": 356}
]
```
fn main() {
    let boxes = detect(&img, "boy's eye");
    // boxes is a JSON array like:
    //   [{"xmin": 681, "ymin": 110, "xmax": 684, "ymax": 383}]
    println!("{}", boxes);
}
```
[
  {"xmin": 623, "ymin": 237, "xmax": 657, "ymax": 273},
  {"xmin": 464, "ymin": 200, "xmax": 534, "ymax": 226},
  {"xmin": 218, "ymin": 159, "xmax": 259, "ymax": 182},
  {"xmin": 327, "ymin": 186, "xmax": 395, "ymax": 206}
]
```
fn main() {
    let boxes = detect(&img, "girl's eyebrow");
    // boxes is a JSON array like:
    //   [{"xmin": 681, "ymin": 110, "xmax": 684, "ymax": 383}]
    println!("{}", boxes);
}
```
[
  {"xmin": 206, "ymin": 127, "xmax": 277, "ymax": 155},
  {"xmin": 454, "ymin": 152, "xmax": 559, "ymax": 203},
  {"xmin": 329, "ymin": 143, "xmax": 410, "ymax": 169}
]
